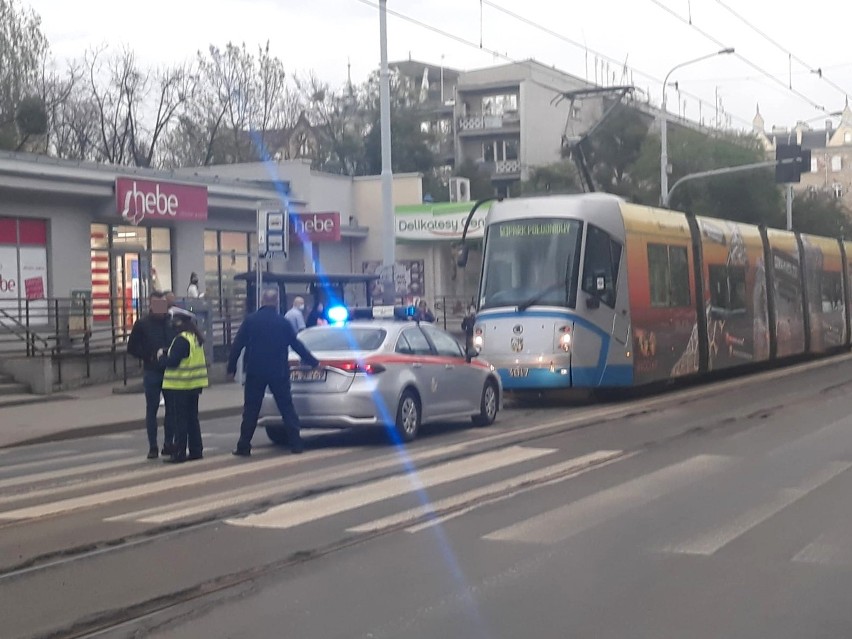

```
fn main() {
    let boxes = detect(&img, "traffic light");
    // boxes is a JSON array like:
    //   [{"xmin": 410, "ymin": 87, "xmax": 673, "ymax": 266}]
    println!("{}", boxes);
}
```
[{"xmin": 775, "ymin": 144, "xmax": 811, "ymax": 184}]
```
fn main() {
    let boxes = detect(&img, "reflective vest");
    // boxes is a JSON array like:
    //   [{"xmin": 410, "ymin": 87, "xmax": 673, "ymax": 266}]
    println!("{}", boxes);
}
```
[{"xmin": 162, "ymin": 331, "xmax": 209, "ymax": 390}]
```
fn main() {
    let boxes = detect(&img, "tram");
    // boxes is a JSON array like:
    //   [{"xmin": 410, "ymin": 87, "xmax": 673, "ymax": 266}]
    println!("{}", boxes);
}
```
[{"xmin": 457, "ymin": 193, "xmax": 849, "ymax": 391}]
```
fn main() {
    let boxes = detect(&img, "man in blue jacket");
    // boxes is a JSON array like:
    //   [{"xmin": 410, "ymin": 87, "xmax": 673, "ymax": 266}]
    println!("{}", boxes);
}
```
[{"xmin": 227, "ymin": 288, "xmax": 320, "ymax": 456}]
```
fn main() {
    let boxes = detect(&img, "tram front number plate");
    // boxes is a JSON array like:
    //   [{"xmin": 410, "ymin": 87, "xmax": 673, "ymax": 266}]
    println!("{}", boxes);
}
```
[{"xmin": 508, "ymin": 367, "xmax": 530, "ymax": 378}]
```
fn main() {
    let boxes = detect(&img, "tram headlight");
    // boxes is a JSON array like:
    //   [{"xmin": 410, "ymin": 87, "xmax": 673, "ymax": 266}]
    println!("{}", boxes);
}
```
[
  {"xmin": 558, "ymin": 325, "xmax": 572, "ymax": 352},
  {"xmin": 473, "ymin": 326, "xmax": 484, "ymax": 352}
]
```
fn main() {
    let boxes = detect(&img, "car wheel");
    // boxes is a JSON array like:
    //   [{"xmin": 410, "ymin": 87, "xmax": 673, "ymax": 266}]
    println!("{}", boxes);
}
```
[
  {"xmin": 472, "ymin": 380, "xmax": 498, "ymax": 427},
  {"xmin": 395, "ymin": 389, "xmax": 421, "ymax": 442},
  {"xmin": 265, "ymin": 426, "xmax": 290, "ymax": 446}
]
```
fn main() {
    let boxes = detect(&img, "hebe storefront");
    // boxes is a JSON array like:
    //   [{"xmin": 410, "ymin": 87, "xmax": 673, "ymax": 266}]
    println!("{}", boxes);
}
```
[{"xmin": 90, "ymin": 178, "xmax": 208, "ymax": 331}]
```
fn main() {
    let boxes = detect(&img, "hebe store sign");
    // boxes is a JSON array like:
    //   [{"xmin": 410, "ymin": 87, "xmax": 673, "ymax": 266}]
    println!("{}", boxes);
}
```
[
  {"xmin": 116, "ymin": 178, "xmax": 208, "ymax": 225},
  {"xmin": 290, "ymin": 212, "xmax": 341, "ymax": 242}
]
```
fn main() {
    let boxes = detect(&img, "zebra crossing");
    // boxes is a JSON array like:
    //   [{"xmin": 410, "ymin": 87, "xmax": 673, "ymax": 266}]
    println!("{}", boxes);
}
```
[{"xmin": 4, "ymin": 423, "xmax": 852, "ymax": 572}]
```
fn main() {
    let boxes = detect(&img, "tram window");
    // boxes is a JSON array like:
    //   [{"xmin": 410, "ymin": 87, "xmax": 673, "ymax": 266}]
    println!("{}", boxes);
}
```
[
  {"xmin": 648, "ymin": 243, "xmax": 691, "ymax": 308},
  {"xmin": 710, "ymin": 265, "xmax": 746, "ymax": 311},
  {"xmin": 821, "ymin": 272, "xmax": 843, "ymax": 312},
  {"xmin": 581, "ymin": 225, "xmax": 621, "ymax": 308}
]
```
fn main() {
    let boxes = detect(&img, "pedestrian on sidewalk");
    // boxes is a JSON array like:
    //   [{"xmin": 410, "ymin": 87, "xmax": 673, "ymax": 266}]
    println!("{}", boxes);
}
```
[
  {"xmin": 160, "ymin": 308, "xmax": 208, "ymax": 463},
  {"xmin": 227, "ymin": 288, "xmax": 320, "ymax": 456},
  {"xmin": 127, "ymin": 291, "xmax": 176, "ymax": 459},
  {"xmin": 284, "ymin": 296, "xmax": 307, "ymax": 334}
]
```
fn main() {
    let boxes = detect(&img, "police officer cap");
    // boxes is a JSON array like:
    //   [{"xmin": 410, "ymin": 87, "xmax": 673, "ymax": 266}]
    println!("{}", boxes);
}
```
[{"xmin": 169, "ymin": 307, "xmax": 196, "ymax": 321}]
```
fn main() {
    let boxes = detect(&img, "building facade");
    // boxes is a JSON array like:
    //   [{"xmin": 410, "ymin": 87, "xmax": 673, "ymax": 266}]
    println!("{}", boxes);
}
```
[{"xmin": 753, "ymin": 103, "xmax": 852, "ymax": 207}]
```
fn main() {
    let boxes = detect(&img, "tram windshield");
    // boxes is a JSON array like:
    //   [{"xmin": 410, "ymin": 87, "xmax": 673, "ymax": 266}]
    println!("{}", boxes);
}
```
[{"xmin": 479, "ymin": 218, "xmax": 583, "ymax": 310}]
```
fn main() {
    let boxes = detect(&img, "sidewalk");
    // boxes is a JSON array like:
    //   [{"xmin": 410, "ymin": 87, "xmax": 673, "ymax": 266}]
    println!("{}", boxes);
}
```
[{"xmin": 0, "ymin": 381, "xmax": 245, "ymax": 449}]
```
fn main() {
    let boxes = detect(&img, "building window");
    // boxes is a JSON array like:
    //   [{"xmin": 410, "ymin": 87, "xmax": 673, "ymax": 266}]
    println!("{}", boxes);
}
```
[
  {"xmin": 0, "ymin": 217, "xmax": 48, "ymax": 322},
  {"xmin": 845, "ymin": 132, "xmax": 852, "ymax": 144},
  {"xmin": 811, "ymin": 157, "xmax": 819, "ymax": 173},
  {"xmin": 483, "ymin": 141, "xmax": 495, "ymax": 162},
  {"xmin": 481, "ymin": 94, "xmax": 518, "ymax": 116},
  {"xmin": 831, "ymin": 155, "xmax": 842, "ymax": 172},
  {"xmin": 833, "ymin": 182, "xmax": 843, "ymax": 198},
  {"xmin": 482, "ymin": 139, "xmax": 519, "ymax": 163},
  {"xmin": 204, "ymin": 230, "xmax": 253, "ymax": 313},
  {"xmin": 648, "ymin": 243, "xmax": 690, "ymax": 308}
]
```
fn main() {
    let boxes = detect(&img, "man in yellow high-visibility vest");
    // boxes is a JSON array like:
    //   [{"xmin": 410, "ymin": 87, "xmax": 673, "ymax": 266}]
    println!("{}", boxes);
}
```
[{"xmin": 161, "ymin": 308, "xmax": 208, "ymax": 463}]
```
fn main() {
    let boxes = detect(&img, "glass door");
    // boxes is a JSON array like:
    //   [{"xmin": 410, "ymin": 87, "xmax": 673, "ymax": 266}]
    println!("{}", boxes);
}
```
[{"xmin": 110, "ymin": 247, "xmax": 150, "ymax": 337}]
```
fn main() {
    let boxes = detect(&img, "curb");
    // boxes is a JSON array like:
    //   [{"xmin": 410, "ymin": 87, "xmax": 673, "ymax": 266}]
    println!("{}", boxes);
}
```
[{"xmin": 1, "ymin": 406, "xmax": 244, "ymax": 449}]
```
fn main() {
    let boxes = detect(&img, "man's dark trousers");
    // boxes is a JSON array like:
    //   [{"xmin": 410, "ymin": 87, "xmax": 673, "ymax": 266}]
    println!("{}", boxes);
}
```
[
  {"xmin": 143, "ymin": 370, "xmax": 174, "ymax": 450},
  {"xmin": 237, "ymin": 374, "xmax": 302, "ymax": 451}
]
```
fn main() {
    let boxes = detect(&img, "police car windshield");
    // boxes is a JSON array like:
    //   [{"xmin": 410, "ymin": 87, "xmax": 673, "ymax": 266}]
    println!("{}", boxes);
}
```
[{"xmin": 299, "ymin": 327, "xmax": 387, "ymax": 352}]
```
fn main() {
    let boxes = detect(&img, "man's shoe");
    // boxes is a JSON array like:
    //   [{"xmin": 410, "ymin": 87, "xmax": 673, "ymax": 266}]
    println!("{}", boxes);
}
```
[
  {"xmin": 163, "ymin": 455, "xmax": 186, "ymax": 464},
  {"xmin": 147, "ymin": 447, "xmax": 159, "ymax": 460},
  {"xmin": 187, "ymin": 452, "xmax": 203, "ymax": 461},
  {"xmin": 162, "ymin": 443, "xmax": 176, "ymax": 457},
  {"xmin": 231, "ymin": 448, "xmax": 251, "ymax": 457},
  {"xmin": 290, "ymin": 441, "xmax": 304, "ymax": 455}
]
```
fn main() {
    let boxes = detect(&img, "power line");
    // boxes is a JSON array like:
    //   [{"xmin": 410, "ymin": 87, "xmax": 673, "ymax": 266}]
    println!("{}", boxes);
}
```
[
  {"xmin": 715, "ymin": 0, "xmax": 849, "ymax": 100},
  {"xmin": 479, "ymin": 0, "xmax": 752, "ymax": 128},
  {"xmin": 353, "ymin": 0, "xmax": 751, "ymax": 129},
  {"xmin": 648, "ymin": 0, "xmax": 830, "ymax": 114}
]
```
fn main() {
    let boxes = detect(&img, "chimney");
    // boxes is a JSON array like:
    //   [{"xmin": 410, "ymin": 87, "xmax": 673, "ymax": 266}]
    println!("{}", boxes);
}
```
[{"xmin": 826, "ymin": 119, "xmax": 834, "ymax": 146}]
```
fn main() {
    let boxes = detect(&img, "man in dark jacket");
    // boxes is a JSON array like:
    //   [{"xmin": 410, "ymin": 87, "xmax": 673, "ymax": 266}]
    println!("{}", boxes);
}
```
[
  {"xmin": 227, "ymin": 288, "xmax": 320, "ymax": 456},
  {"xmin": 127, "ymin": 291, "xmax": 176, "ymax": 459}
]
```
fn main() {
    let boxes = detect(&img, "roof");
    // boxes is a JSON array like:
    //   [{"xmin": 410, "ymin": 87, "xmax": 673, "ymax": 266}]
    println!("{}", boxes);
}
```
[
  {"xmin": 234, "ymin": 272, "xmax": 379, "ymax": 285},
  {"xmin": 390, "ymin": 59, "xmax": 461, "ymax": 81}
]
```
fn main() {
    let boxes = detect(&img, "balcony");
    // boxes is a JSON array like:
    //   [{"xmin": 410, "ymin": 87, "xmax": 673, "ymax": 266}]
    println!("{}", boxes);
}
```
[
  {"xmin": 494, "ymin": 159, "xmax": 521, "ymax": 175},
  {"xmin": 457, "ymin": 112, "xmax": 521, "ymax": 136}
]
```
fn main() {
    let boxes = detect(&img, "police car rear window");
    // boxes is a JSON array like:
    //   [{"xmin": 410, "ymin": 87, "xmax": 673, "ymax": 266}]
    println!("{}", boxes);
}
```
[{"xmin": 299, "ymin": 328, "xmax": 387, "ymax": 352}]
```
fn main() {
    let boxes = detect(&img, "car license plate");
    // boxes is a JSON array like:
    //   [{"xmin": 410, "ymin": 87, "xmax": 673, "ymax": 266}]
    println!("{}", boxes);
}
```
[
  {"xmin": 508, "ymin": 367, "xmax": 529, "ymax": 378},
  {"xmin": 290, "ymin": 369, "xmax": 327, "ymax": 382}
]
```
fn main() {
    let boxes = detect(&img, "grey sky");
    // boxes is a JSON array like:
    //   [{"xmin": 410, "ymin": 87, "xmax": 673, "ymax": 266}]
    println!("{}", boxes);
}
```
[{"xmin": 26, "ymin": 0, "xmax": 852, "ymax": 133}]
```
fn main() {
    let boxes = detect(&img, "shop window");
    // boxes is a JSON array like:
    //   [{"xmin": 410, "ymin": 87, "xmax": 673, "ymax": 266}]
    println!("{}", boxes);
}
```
[
  {"xmin": 220, "ymin": 231, "xmax": 249, "ymax": 253},
  {"xmin": 582, "ymin": 225, "xmax": 621, "ymax": 308},
  {"xmin": 0, "ymin": 217, "xmax": 48, "ymax": 322},
  {"xmin": 111, "ymin": 225, "xmax": 146, "ymax": 246},
  {"xmin": 150, "ymin": 228, "xmax": 171, "ymax": 252},
  {"xmin": 204, "ymin": 230, "xmax": 218, "ymax": 252},
  {"xmin": 648, "ymin": 243, "xmax": 690, "ymax": 308}
]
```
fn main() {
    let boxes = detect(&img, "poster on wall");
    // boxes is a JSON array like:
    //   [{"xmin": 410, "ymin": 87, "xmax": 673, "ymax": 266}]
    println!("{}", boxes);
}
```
[
  {"xmin": 19, "ymin": 247, "xmax": 48, "ymax": 323},
  {"xmin": 362, "ymin": 260, "xmax": 425, "ymax": 303}
]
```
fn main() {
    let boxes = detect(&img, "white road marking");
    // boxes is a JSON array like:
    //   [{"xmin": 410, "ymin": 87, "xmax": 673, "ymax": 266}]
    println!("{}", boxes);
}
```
[
  {"xmin": 482, "ymin": 454, "xmax": 735, "ymax": 545},
  {"xmin": 106, "ymin": 441, "xmax": 476, "ymax": 524},
  {"xmin": 347, "ymin": 450, "xmax": 624, "ymax": 534},
  {"xmin": 0, "ymin": 456, "xmax": 145, "ymax": 491},
  {"xmin": 792, "ymin": 533, "xmax": 850, "ymax": 566},
  {"xmin": 0, "ymin": 449, "xmax": 348, "ymax": 521},
  {"xmin": 661, "ymin": 461, "xmax": 852, "ymax": 556},
  {"xmin": 226, "ymin": 446, "xmax": 557, "ymax": 531},
  {"xmin": 0, "ymin": 449, "xmax": 133, "ymax": 478}
]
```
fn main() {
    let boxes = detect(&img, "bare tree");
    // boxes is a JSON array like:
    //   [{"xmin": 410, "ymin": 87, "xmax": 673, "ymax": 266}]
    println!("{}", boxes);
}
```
[{"xmin": 0, "ymin": 0, "xmax": 49, "ymax": 149}]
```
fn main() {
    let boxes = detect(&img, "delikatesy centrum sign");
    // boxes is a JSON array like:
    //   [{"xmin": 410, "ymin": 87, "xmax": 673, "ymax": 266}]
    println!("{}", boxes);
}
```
[
  {"xmin": 395, "ymin": 205, "xmax": 488, "ymax": 241},
  {"xmin": 116, "ymin": 178, "xmax": 208, "ymax": 225}
]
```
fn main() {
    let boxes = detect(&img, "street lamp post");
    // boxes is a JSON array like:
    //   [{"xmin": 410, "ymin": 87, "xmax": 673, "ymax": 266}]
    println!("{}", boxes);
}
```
[{"xmin": 660, "ymin": 48, "xmax": 735, "ymax": 207}]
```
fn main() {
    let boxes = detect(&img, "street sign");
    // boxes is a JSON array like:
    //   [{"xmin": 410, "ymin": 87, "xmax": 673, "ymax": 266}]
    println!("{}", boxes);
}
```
[
  {"xmin": 257, "ymin": 204, "xmax": 288, "ymax": 258},
  {"xmin": 775, "ymin": 144, "xmax": 811, "ymax": 184}
]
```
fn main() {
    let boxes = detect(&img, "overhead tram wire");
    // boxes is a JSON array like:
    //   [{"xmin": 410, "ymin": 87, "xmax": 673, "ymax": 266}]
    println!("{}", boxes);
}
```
[
  {"xmin": 648, "ymin": 0, "xmax": 832, "ymax": 115},
  {"xmin": 714, "ymin": 0, "xmax": 850, "ymax": 100},
  {"xmin": 481, "ymin": 0, "xmax": 752, "ymax": 128},
  {"xmin": 354, "ymin": 0, "xmax": 752, "ymax": 129}
]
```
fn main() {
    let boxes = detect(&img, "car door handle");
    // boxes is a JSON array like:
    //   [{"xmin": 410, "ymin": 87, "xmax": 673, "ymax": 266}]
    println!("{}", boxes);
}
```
[{"xmin": 412, "ymin": 362, "xmax": 423, "ymax": 368}]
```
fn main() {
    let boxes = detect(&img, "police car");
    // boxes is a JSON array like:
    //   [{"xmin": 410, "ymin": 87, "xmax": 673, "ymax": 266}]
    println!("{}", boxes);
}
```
[{"xmin": 259, "ymin": 305, "xmax": 502, "ymax": 444}]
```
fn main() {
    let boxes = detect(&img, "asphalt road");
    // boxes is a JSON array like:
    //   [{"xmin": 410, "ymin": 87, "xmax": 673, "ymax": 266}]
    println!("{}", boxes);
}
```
[{"xmin": 4, "ymin": 355, "xmax": 852, "ymax": 638}]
